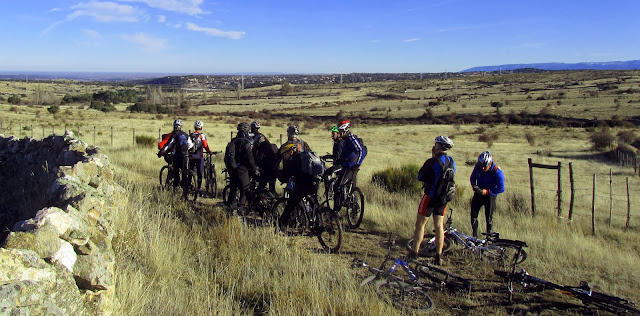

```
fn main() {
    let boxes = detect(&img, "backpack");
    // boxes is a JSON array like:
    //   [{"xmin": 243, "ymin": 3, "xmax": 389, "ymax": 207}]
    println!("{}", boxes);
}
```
[
  {"xmin": 299, "ymin": 150, "xmax": 326, "ymax": 176},
  {"xmin": 175, "ymin": 131, "xmax": 193, "ymax": 155},
  {"xmin": 224, "ymin": 140, "xmax": 237, "ymax": 170},
  {"xmin": 158, "ymin": 133, "xmax": 171, "ymax": 150},
  {"xmin": 356, "ymin": 136, "xmax": 368, "ymax": 161},
  {"xmin": 434, "ymin": 155, "xmax": 456, "ymax": 203},
  {"xmin": 190, "ymin": 133, "xmax": 203, "ymax": 152}
]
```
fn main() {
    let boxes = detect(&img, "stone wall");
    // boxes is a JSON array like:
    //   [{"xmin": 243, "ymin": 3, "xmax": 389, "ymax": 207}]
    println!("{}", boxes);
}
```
[{"xmin": 0, "ymin": 132, "xmax": 121, "ymax": 315}]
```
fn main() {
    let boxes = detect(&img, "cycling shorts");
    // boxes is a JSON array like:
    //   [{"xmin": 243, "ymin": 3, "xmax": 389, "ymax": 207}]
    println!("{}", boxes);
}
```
[{"xmin": 417, "ymin": 194, "xmax": 447, "ymax": 217}]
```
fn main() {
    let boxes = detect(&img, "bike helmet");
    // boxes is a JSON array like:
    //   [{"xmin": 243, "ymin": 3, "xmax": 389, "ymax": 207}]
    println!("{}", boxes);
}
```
[
  {"xmin": 330, "ymin": 125, "xmax": 339, "ymax": 133},
  {"xmin": 337, "ymin": 120, "xmax": 350, "ymax": 133},
  {"xmin": 173, "ymin": 119, "xmax": 183, "ymax": 130},
  {"xmin": 434, "ymin": 135, "xmax": 453, "ymax": 150},
  {"xmin": 194, "ymin": 120, "xmax": 204, "ymax": 130},
  {"xmin": 250, "ymin": 121, "xmax": 260, "ymax": 130},
  {"xmin": 237, "ymin": 122, "xmax": 250, "ymax": 133},
  {"xmin": 287, "ymin": 125, "xmax": 299, "ymax": 136},
  {"xmin": 477, "ymin": 151, "xmax": 493, "ymax": 168}
]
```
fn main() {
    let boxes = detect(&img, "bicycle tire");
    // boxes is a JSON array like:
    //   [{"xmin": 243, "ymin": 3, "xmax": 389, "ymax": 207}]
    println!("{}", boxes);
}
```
[
  {"xmin": 485, "ymin": 242, "xmax": 528, "ymax": 265},
  {"xmin": 572, "ymin": 288, "xmax": 640, "ymax": 315},
  {"xmin": 159, "ymin": 165, "xmax": 172, "ymax": 189},
  {"xmin": 184, "ymin": 170, "xmax": 198, "ymax": 202},
  {"xmin": 416, "ymin": 263, "xmax": 472, "ymax": 293},
  {"xmin": 204, "ymin": 162, "xmax": 217, "ymax": 198},
  {"xmin": 346, "ymin": 187, "xmax": 365, "ymax": 229},
  {"xmin": 316, "ymin": 207, "xmax": 343, "ymax": 253},
  {"xmin": 222, "ymin": 185, "xmax": 239, "ymax": 206},
  {"xmin": 210, "ymin": 164, "xmax": 218, "ymax": 198},
  {"xmin": 272, "ymin": 199, "xmax": 308, "ymax": 235},
  {"xmin": 375, "ymin": 278, "xmax": 435, "ymax": 313},
  {"xmin": 407, "ymin": 234, "xmax": 453, "ymax": 257}
]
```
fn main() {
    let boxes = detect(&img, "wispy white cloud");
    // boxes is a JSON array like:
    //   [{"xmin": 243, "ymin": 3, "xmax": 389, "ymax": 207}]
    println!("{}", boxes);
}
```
[
  {"xmin": 157, "ymin": 15, "xmax": 166, "ymax": 23},
  {"xmin": 119, "ymin": 0, "xmax": 206, "ymax": 15},
  {"xmin": 68, "ymin": 1, "xmax": 144, "ymax": 22},
  {"xmin": 185, "ymin": 22, "xmax": 245, "ymax": 39},
  {"xmin": 83, "ymin": 29, "xmax": 102, "ymax": 39},
  {"xmin": 43, "ymin": 1, "xmax": 144, "ymax": 36},
  {"xmin": 403, "ymin": 38, "xmax": 421, "ymax": 42},
  {"xmin": 121, "ymin": 33, "xmax": 167, "ymax": 52}
]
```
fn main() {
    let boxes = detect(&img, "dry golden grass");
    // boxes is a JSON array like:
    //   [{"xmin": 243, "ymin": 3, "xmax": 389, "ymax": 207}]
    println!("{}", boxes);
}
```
[{"xmin": 1, "ymin": 71, "xmax": 639, "ymax": 314}]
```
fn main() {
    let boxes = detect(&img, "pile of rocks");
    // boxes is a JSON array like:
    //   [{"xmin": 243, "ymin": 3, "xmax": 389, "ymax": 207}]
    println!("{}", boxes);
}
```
[{"xmin": 0, "ymin": 132, "xmax": 122, "ymax": 315}]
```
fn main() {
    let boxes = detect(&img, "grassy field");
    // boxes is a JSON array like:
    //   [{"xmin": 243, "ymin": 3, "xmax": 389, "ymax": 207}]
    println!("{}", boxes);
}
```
[{"xmin": 1, "ymin": 70, "xmax": 639, "ymax": 315}]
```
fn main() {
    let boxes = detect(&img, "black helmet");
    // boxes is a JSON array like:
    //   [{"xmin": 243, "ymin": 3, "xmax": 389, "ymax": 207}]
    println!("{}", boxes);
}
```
[
  {"xmin": 287, "ymin": 125, "xmax": 299, "ymax": 136},
  {"xmin": 237, "ymin": 122, "xmax": 250, "ymax": 133},
  {"xmin": 251, "ymin": 121, "xmax": 261, "ymax": 130}
]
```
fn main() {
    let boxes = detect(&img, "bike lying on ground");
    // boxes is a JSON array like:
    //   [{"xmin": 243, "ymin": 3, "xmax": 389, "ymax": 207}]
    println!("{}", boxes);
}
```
[
  {"xmin": 494, "ymin": 269, "xmax": 640, "ymax": 315},
  {"xmin": 407, "ymin": 208, "xmax": 527, "ymax": 265},
  {"xmin": 351, "ymin": 235, "xmax": 473, "ymax": 313},
  {"xmin": 320, "ymin": 156, "xmax": 365, "ymax": 229},
  {"xmin": 272, "ymin": 189, "xmax": 343, "ymax": 253}
]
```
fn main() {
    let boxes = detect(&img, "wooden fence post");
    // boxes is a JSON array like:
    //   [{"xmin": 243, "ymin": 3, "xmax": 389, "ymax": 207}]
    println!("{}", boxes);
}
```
[
  {"xmin": 626, "ymin": 177, "xmax": 631, "ymax": 231},
  {"xmin": 609, "ymin": 169, "xmax": 613, "ymax": 228},
  {"xmin": 557, "ymin": 162, "xmax": 562, "ymax": 217},
  {"xmin": 592, "ymin": 174, "xmax": 596, "ymax": 236},
  {"xmin": 52, "ymin": 126, "xmax": 55, "ymax": 136},
  {"xmin": 93, "ymin": 126, "xmax": 96, "ymax": 145},
  {"xmin": 30, "ymin": 125, "xmax": 33, "ymax": 138},
  {"xmin": 42, "ymin": 126, "xmax": 45, "ymax": 139},
  {"xmin": 133, "ymin": 128, "xmax": 135, "ymax": 145},
  {"xmin": 528, "ymin": 158, "xmax": 536, "ymax": 217},
  {"xmin": 111, "ymin": 127, "xmax": 113, "ymax": 146},
  {"xmin": 569, "ymin": 162, "xmax": 575, "ymax": 220},
  {"xmin": 158, "ymin": 128, "xmax": 161, "ymax": 141}
]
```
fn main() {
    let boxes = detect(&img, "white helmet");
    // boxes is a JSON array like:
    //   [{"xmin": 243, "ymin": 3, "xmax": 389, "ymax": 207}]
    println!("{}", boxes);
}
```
[
  {"xmin": 194, "ymin": 120, "xmax": 204, "ymax": 130},
  {"xmin": 173, "ymin": 119, "xmax": 183, "ymax": 130},
  {"xmin": 434, "ymin": 136, "xmax": 453, "ymax": 150},
  {"xmin": 478, "ymin": 151, "xmax": 493, "ymax": 168}
]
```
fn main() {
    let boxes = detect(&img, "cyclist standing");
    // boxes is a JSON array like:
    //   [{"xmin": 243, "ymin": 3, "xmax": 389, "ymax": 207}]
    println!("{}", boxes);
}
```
[
  {"xmin": 189, "ymin": 120, "xmax": 212, "ymax": 195},
  {"xmin": 277, "ymin": 143, "xmax": 319, "ymax": 229},
  {"xmin": 469, "ymin": 151, "xmax": 505, "ymax": 238},
  {"xmin": 280, "ymin": 125, "xmax": 310, "ymax": 153},
  {"xmin": 322, "ymin": 125, "xmax": 342, "ymax": 173},
  {"xmin": 225, "ymin": 122, "xmax": 259, "ymax": 211},
  {"xmin": 334, "ymin": 120, "xmax": 366, "ymax": 210},
  {"xmin": 251, "ymin": 121, "xmax": 278, "ymax": 194},
  {"xmin": 158, "ymin": 119, "xmax": 194, "ymax": 193},
  {"xmin": 410, "ymin": 136, "xmax": 455, "ymax": 265}
]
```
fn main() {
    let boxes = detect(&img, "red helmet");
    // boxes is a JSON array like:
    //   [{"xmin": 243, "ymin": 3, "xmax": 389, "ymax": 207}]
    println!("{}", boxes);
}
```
[{"xmin": 337, "ymin": 120, "xmax": 350, "ymax": 132}]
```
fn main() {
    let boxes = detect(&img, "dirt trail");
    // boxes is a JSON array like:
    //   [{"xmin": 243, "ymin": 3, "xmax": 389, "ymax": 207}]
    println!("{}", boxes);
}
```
[{"xmin": 192, "ymin": 196, "xmax": 625, "ymax": 315}]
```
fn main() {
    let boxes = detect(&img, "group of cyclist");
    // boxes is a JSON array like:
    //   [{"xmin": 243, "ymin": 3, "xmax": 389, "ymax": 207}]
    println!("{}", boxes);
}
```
[
  {"xmin": 158, "ymin": 118, "xmax": 505, "ymax": 266},
  {"xmin": 157, "ymin": 118, "xmax": 367, "ymax": 226}
]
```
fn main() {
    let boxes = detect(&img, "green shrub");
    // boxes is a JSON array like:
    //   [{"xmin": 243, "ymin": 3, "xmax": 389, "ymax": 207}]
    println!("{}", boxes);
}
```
[
  {"xmin": 135, "ymin": 135, "xmax": 157, "ymax": 148},
  {"xmin": 590, "ymin": 127, "xmax": 614, "ymax": 151},
  {"xmin": 47, "ymin": 105, "xmax": 60, "ymax": 114},
  {"xmin": 372, "ymin": 164, "xmax": 421, "ymax": 194}
]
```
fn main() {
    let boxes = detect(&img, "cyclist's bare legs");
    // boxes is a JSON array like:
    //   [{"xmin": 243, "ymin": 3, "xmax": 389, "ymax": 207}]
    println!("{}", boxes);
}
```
[
  {"xmin": 432, "ymin": 214, "xmax": 444, "ymax": 254},
  {"xmin": 412, "ymin": 213, "xmax": 429, "ymax": 253}
]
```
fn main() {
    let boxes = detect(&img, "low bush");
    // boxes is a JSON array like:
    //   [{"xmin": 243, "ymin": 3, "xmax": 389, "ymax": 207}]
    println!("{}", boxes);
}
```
[
  {"xmin": 135, "ymin": 135, "xmax": 157, "ymax": 148},
  {"xmin": 371, "ymin": 164, "xmax": 421, "ymax": 194}
]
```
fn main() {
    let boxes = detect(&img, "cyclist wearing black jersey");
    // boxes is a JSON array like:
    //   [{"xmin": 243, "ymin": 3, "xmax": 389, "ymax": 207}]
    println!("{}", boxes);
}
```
[{"xmin": 277, "ymin": 143, "xmax": 319, "ymax": 228}]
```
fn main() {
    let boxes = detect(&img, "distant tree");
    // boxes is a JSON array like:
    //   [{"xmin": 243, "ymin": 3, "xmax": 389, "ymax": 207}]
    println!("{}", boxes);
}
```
[
  {"xmin": 280, "ymin": 81, "xmax": 294, "ymax": 95},
  {"xmin": 47, "ymin": 105, "xmax": 60, "ymax": 114},
  {"xmin": 590, "ymin": 127, "xmax": 615, "ymax": 151},
  {"xmin": 7, "ymin": 95, "xmax": 21, "ymax": 105},
  {"xmin": 617, "ymin": 130, "xmax": 636, "ymax": 145}
]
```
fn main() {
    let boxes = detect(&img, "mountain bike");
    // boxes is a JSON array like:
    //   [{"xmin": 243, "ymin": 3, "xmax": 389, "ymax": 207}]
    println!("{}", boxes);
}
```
[
  {"xmin": 494, "ymin": 269, "xmax": 640, "ymax": 315},
  {"xmin": 407, "ymin": 209, "xmax": 527, "ymax": 265},
  {"xmin": 158, "ymin": 153, "xmax": 174, "ymax": 189},
  {"xmin": 320, "ymin": 157, "xmax": 365, "ymax": 229},
  {"xmin": 203, "ymin": 151, "xmax": 219, "ymax": 198},
  {"xmin": 351, "ymin": 235, "xmax": 436, "ymax": 313},
  {"xmin": 221, "ymin": 168, "xmax": 238, "ymax": 206},
  {"xmin": 272, "ymin": 188, "xmax": 343, "ymax": 253},
  {"xmin": 159, "ymin": 153, "xmax": 197, "ymax": 201}
]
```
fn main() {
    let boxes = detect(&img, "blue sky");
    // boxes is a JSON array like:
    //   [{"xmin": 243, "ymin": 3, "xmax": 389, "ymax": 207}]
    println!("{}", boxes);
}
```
[{"xmin": 0, "ymin": 0, "xmax": 638, "ymax": 74}]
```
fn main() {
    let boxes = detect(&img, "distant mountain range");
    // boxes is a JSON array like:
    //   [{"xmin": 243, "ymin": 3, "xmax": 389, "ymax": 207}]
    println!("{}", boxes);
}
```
[{"xmin": 460, "ymin": 60, "xmax": 640, "ymax": 72}]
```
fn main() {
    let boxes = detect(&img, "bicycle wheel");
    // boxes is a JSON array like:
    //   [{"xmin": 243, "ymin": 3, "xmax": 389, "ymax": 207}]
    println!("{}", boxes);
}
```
[
  {"xmin": 346, "ymin": 187, "xmax": 365, "ymax": 229},
  {"xmin": 184, "ymin": 170, "xmax": 198, "ymax": 202},
  {"xmin": 316, "ymin": 207, "xmax": 343, "ymax": 253},
  {"xmin": 416, "ymin": 263, "xmax": 472, "ymax": 293},
  {"xmin": 485, "ymin": 242, "xmax": 527, "ymax": 265},
  {"xmin": 375, "ymin": 278, "xmax": 434, "ymax": 313},
  {"xmin": 222, "ymin": 185, "xmax": 239, "ymax": 206},
  {"xmin": 272, "ymin": 199, "xmax": 307, "ymax": 235},
  {"xmin": 407, "ymin": 234, "xmax": 453, "ymax": 257},
  {"xmin": 210, "ymin": 164, "xmax": 218, "ymax": 198},
  {"xmin": 159, "ymin": 165, "xmax": 172, "ymax": 189}
]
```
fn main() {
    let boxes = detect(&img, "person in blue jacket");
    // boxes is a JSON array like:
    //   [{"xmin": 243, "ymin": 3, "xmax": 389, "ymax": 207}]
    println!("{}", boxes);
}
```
[
  {"xmin": 334, "ymin": 120, "xmax": 366, "ymax": 211},
  {"xmin": 469, "ymin": 151, "xmax": 505, "ymax": 238}
]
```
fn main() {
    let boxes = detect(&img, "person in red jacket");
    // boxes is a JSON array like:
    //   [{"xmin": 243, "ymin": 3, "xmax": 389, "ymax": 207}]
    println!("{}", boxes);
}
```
[{"xmin": 189, "ymin": 120, "xmax": 212, "ymax": 195}]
